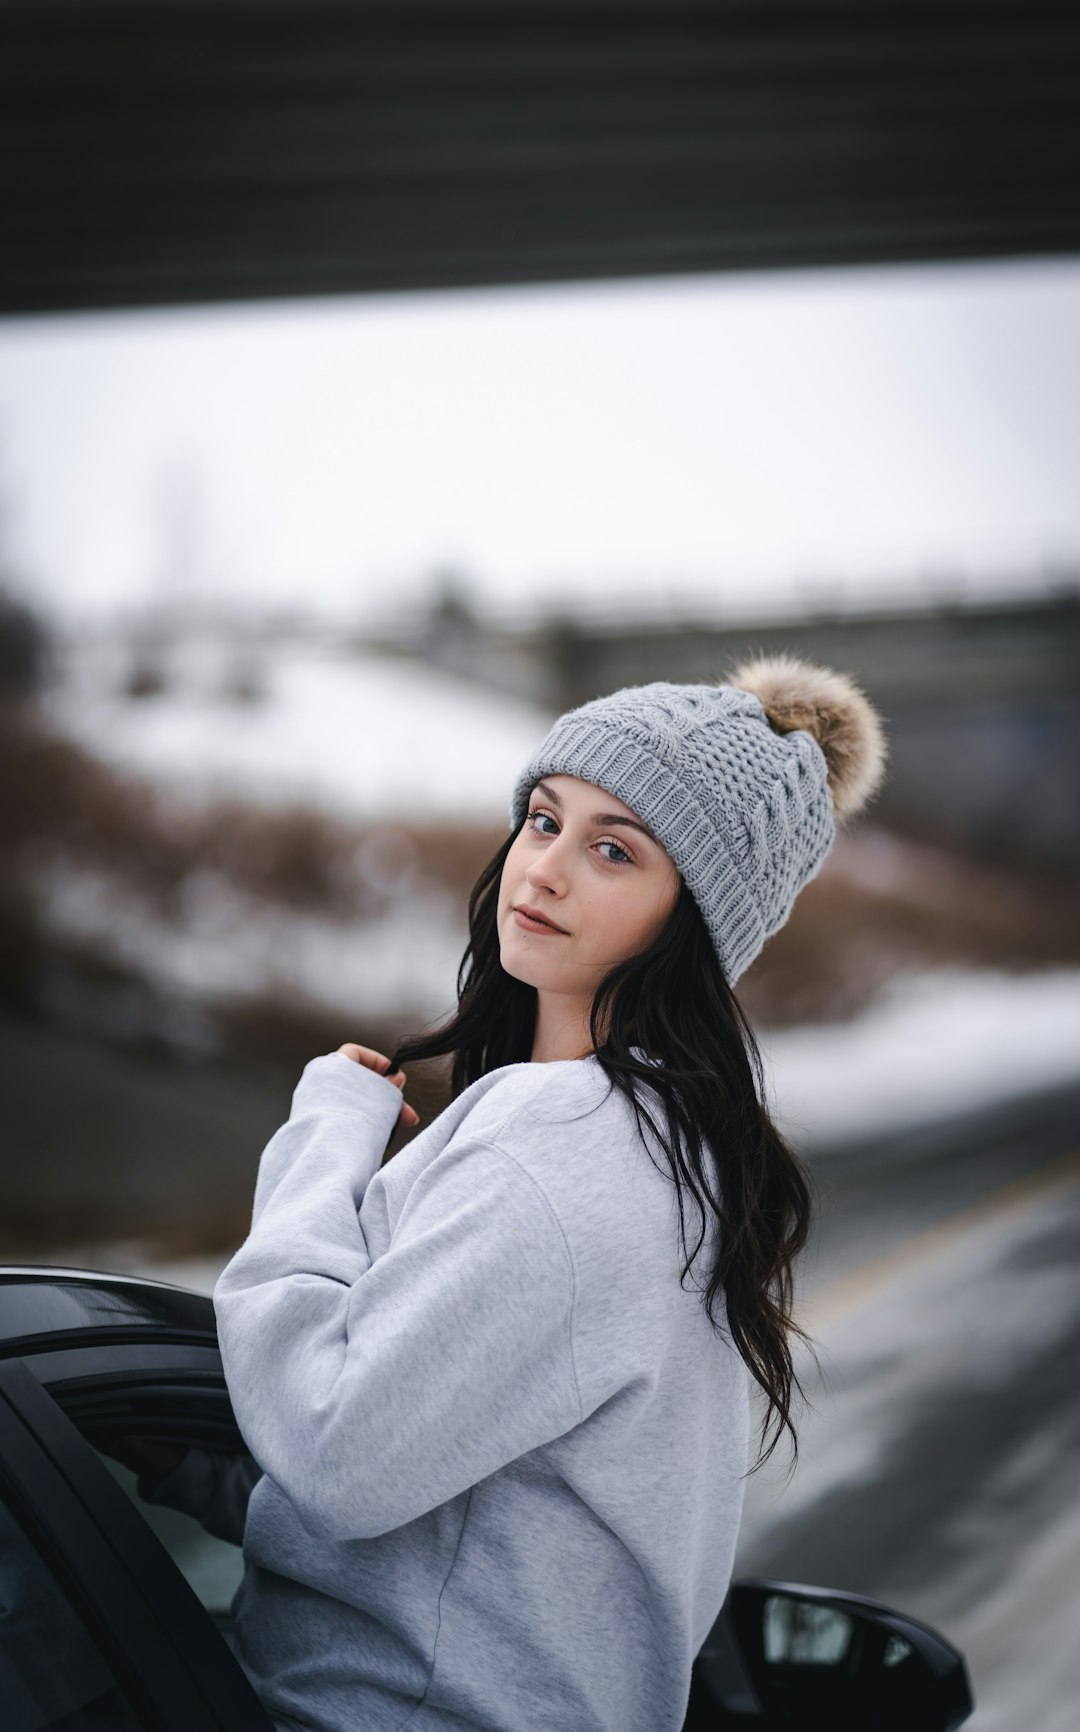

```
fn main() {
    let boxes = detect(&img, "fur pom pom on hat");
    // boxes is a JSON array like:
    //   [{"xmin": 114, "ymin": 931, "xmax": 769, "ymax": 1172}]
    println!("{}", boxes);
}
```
[
  {"xmin": 727, "ymin": 652, "xmax": 887, "ymax": 821},
  {"xmin": 510, "ymin": 655, "xmax": 887, "ymax": 983}
]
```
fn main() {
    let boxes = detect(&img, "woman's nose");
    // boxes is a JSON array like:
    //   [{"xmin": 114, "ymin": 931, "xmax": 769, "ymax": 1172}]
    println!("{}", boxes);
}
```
[{"xmin": 525, "ymin": 838, "xmax": 570, "ymax": 896}]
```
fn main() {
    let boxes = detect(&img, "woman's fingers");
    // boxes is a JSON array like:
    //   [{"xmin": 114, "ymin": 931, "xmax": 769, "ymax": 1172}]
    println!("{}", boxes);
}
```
[
  {"xmin": 336, "ymin": 1043, "xmax": 419, "ymax": 1129},
  {"xmin": 337, "ymin": 1041, "xmax": 400, "ymax": 1080}
]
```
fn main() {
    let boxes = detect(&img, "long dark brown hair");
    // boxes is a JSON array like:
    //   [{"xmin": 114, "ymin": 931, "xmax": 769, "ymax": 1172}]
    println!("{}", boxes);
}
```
[{"xmin": 385, "ymin": 828, "xmax": 815, "ymax": 1467}]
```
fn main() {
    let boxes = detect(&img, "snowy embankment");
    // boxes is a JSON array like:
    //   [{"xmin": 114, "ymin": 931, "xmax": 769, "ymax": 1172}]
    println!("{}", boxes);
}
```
[
  {"xmin": 760, "ymin": 965, "xmax": 1080, "ymax": 1153},
  {"xmin": 36, "ymin": 627, "xmax": 1080, "ymax": 1293},
  {"xmin": 39, "ymin": 630, "xmax": 554, "ymax": 1019},
  {"xmin": 43, "ymin": 627, "xmax": 554, "ymax": 821}
]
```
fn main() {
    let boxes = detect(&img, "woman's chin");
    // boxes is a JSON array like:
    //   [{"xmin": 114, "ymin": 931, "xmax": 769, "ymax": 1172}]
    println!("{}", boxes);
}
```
[
  {"xmin": 498, "ymin": 939, "xmax": 552, "ymax": 993},
  {"xmin": 497, "ymin": 939, "xmax": 531, "ymax": 985}
]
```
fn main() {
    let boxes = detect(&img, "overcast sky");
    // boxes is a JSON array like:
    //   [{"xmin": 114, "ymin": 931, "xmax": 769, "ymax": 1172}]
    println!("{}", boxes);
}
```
[{"xmin": 1, "ymin": 253, "xmax": 1078, "ymax": 627}]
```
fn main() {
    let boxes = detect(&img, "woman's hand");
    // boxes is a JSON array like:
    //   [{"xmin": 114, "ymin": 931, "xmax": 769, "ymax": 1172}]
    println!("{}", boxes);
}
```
[
  {"xmin": 336, "ymin": 1043, "xmax": 420, "ymax": 1129},
  {"xmin": 99, "ymin": 1435, "xmax": 188, "ymax": 1492}
]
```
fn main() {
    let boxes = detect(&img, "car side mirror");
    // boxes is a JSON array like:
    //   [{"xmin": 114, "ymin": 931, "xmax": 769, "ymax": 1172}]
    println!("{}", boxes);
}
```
[{"xmin": 694, "ymin": 1578, "xmax": 974, "ymax": 1730}]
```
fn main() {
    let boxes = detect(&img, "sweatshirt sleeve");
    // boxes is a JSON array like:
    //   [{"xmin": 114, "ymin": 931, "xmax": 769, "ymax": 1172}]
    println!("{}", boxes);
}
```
[
  {"xmin": 248, "ymin": 1050, "xmax": 405, "ymax": 1227},
  {"xmin": 213, "ymin": 1060, "xmax": 583, "ymax": 1540}
]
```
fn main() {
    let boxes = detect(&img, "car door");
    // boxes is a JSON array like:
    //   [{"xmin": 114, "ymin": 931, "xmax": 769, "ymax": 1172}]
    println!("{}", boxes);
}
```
[
  {"xmin": 0, "ymin": 1345, "xmax": 273, "ymax": 1732},
  {"xmin": 0, "ymin": 1279, "xmax": 973, "ymax": 1732}
]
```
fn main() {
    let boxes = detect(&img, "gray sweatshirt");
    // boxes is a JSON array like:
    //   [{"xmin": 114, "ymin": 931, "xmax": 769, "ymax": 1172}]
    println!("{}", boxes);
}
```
[{"xmin": 208, "ymin": 1050, "xmax": 749, "ymax": 1732}]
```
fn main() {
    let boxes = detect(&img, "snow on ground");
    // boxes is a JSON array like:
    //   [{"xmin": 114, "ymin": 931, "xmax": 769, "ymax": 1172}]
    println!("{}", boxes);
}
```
[
  {"xmin": 759, "ymin": 966, "xmax": 1080, "ymax": 1153},
  {"xmin": 37, "ymin": 856, "xmax": 466, "ymax": 1024},
  {"xmin": 42, "ymin": 629, "xmax": 554, "ymax": 821}
]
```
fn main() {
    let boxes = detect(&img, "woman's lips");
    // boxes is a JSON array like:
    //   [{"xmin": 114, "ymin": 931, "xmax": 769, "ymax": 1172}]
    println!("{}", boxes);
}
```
[{"xmin": 512, "ymin": 905, "xmax": 569, "ymax": 935}]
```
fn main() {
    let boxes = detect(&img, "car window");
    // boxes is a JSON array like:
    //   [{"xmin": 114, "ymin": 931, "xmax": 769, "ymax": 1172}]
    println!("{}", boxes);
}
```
[
  {"xmin": 91, "ymin": 1448, "xmax": 247, "ymax": 1650},
  {"xmin": 0, "ymin": 1480, "xmax": 144, "ymax": 1731}
]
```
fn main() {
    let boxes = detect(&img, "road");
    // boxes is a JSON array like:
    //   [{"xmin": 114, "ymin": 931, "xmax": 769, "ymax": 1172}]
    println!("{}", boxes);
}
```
[{"xmin": 734, "ymin": 1078, "xmax": 1080, "ymax": 1732}]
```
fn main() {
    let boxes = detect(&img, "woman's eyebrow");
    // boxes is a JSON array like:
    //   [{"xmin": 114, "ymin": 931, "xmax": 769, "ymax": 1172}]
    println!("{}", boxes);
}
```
[{"xmin": 534, "ymin": 780, "xmax": 657, "ymax": 843}]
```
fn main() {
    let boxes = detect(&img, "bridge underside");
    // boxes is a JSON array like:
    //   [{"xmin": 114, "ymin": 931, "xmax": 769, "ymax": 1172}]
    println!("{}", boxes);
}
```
[{"xmin": 3, "ymin": 1, "xmax": 1080, "ymax": 317}]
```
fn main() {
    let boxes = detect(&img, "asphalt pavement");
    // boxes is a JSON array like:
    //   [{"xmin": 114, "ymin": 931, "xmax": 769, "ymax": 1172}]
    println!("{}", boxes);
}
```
[{"xmin": 734, "ymin": 1078, "xmax": 1080, "ymax": 1732}]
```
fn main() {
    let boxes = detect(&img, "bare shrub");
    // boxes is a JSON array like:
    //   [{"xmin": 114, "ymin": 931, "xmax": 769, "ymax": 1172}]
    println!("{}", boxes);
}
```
[
  {"xmin": 0, "ymin": 701, "xmax": 504, "ymax": 922},
  {"xmin": 740, "ymin": 828, "xmax": 1080, "ymax": 1027}
]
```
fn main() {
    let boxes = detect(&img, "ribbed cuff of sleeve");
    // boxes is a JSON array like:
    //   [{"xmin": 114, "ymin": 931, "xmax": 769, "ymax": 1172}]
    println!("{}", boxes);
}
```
[{"xmin": 291, "ymin": 1052, "xmax": 405, "ymax": 1138}]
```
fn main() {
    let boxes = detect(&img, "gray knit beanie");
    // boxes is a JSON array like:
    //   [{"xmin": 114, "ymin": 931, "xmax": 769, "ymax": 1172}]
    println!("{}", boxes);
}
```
[{"xmin": 509, "ymin": 654, "xmax": 887, "ymax": 983}]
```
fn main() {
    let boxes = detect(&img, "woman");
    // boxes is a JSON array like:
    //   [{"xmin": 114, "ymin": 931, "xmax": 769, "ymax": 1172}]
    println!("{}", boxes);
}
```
[{"xmin": 147, "ymin": 653, "xmax": 886, "ymax": 1732}]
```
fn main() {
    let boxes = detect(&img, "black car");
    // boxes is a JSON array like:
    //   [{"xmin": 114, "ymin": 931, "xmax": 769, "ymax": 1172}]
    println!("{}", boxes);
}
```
[{"xmin": 0, "ymin": 1266, "xmax": 974, "ymax": 1731}]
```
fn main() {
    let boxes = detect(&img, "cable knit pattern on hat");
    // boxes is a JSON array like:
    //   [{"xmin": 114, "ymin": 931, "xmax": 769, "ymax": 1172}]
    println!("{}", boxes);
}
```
[{"xmin": 510, "ymin": 668, "xmax": 883, "ymax": 983}]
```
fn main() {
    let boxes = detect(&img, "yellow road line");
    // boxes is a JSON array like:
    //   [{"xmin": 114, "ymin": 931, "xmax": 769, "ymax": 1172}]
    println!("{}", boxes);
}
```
[{"xmin": 801, "ymin": 1144, "xmax": 1080, "ymax": 1326}]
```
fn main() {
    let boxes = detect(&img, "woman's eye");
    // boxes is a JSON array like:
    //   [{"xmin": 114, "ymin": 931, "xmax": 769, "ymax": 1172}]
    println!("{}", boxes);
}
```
[
  {"xmin": 527, "ymin": 809, "xmax": 558, "ymax": 835},
  {"xmin": 597, "ymin": 839, "xmax": 633, "ymax": 865}
]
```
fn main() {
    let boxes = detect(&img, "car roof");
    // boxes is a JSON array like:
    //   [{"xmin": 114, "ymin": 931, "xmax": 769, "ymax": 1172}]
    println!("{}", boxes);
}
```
[{"xmin": 0, "ymin": 1266, "xmax": 215, "ymax": 1353}]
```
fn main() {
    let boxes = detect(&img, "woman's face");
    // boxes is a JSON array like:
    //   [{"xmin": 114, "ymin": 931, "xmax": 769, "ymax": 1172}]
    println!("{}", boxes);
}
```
[{"xmin": 497, "ymin": 774, "xmax": 681, "ymax": 1012}]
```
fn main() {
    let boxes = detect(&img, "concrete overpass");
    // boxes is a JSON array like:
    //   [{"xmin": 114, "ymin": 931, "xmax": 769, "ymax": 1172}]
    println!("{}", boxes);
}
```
[{"xmin": 3, "ymin": 1, "xmax": 1080, "ymax": 316}]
